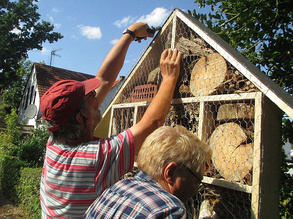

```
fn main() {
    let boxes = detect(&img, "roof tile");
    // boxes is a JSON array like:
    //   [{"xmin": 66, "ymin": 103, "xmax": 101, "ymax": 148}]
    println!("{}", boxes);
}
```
[{"xmin": 35, "ymin": 63, "xmax": 95, "ymax": 99}]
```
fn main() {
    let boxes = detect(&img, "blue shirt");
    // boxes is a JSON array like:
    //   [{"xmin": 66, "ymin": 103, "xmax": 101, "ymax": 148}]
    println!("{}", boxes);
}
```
[{"xmin": 83, "ymin": 170, "xmax": 190, "ymax": 218}]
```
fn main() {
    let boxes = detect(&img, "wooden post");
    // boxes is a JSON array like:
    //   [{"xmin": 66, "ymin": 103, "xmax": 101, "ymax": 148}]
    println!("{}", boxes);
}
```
[{"xmin": 251, "ymin": 95, "xmax": 282, "ymax": 218}]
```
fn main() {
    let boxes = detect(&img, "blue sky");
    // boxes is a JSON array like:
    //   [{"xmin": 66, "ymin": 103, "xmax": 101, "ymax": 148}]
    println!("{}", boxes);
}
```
[{"xmin": 28, "ymin": 0, "xmax": 208, "ymax": 78}]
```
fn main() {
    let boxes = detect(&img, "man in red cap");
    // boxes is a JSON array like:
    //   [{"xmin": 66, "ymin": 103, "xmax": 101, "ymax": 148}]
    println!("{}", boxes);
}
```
[{"xmin": 40, "ymin": 22, "xmax": 182, "ymax": 218}]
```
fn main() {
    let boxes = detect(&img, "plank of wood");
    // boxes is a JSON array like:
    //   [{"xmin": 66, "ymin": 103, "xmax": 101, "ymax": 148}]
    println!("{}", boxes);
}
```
[
  {"xmin": 217, "ymin": 103, "xmax": 255, "ymax": 121},
  {"xmin": 175, "ymin": 37, "xmax": 213, "ymax": 57},
  {"xmin": 209, "ymin": 122, "xmax": 253, "ymax": 182},
  {"xmin": 147, "ymin": 66, "xmax": 160, "ymax": 84},
  {"xmin": 190, "ymin": 53, "xmax": 227, "ymax": 97}
]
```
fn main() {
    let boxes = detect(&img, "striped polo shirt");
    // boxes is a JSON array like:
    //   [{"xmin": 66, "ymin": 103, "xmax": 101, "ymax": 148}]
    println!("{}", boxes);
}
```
[{"xmin": 40, "ymin": 129, "xmax": 134, "ymax": 218}]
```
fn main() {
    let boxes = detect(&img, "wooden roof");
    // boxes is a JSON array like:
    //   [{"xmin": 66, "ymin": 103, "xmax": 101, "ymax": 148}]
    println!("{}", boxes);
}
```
[{"xmin": 34, "ymin": 63, "xmax": 95, "ymax": 99}]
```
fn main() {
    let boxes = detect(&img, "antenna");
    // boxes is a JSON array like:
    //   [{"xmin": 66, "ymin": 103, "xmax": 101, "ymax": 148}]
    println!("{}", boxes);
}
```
[{"xmin": 50, "ymin": 48, "xmax": 62, "ymax": 66}]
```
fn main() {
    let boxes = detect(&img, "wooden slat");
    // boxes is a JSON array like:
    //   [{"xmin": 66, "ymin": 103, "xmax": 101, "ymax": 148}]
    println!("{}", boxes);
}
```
[
  {"xmin": 112, "ymin": 92, "xmax": 261, "ymax": 108},
  {"xmin": 203, "ymin": 176, "xmax": 252, "ymax": 193}
]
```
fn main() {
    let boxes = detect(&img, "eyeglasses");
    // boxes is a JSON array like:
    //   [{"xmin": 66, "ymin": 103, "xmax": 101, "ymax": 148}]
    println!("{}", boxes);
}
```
[{"xmin": 179, "ymin": 163, "xmax": 202, "ymax": 184}]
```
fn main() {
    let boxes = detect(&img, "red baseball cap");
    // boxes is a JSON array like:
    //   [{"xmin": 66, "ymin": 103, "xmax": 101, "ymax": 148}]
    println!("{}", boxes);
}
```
[{"xmin": 41, "ymin": 78, "xmax": 101, "ymax": 132}]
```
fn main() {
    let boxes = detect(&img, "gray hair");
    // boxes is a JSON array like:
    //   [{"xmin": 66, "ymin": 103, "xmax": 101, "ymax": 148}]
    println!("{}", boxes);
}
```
[{"xmin": 137, "ymin": 125, "xmax": 212, "ymax": 181}]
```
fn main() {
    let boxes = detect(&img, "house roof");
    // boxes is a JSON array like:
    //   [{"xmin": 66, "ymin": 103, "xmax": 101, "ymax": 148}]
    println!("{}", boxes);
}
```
[
  {"xmin": 34, "ymin": 63, "xmax": 95, "ymax": 99},
  {"xmin": 34, "ymin": 63, "xmax": 125, "ymax": 100}
]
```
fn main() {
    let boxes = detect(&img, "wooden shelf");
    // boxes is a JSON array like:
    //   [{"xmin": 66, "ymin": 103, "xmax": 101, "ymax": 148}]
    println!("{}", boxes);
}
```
[{"xmin": 202, "ymin": 176, "xmax": 252, "ymax": 193}]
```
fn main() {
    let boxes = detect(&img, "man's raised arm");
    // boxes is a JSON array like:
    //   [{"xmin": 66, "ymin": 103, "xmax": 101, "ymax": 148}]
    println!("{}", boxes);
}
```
[
  {"xmin": 130, "ymin": 49, "xmax": 183, "ymax": 154},
  {"xmin": 94, "ymin": 23, "xmax": 154, "ymax": 108}
]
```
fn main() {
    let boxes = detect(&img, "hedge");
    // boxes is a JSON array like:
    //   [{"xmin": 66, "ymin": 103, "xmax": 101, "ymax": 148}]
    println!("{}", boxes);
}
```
[{"xmin": 17, "ymin": 167, "xmax": 42, "ymax": 218}]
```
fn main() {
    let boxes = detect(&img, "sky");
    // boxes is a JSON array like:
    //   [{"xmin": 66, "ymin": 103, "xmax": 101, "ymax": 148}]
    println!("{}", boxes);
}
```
[{"xmin": 27, "ymin": 0, "xmax": 209, "ymax": 78}]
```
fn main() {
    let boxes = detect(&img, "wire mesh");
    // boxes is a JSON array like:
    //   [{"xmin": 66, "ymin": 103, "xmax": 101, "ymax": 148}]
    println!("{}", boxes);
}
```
[{"xmin": 110, "ymin": 15, "xmax": 262, "ymax": 219}]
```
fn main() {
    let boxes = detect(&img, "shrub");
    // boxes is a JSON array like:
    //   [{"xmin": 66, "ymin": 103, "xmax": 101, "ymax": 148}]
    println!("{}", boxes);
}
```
[
  {"xmin": 17, "ymin": 126, "xmax": 49, "ymax": 167},
  {"xmin": 0, "ymin": 156, "xmax": 27, "ymax": 202},
  {"xmin": 0, "ymin": 109, "xmax": 27, "ymax": 202},
  {"xmin": 17, "ymin": 167, "xmax": 42, "ymax": 218}
]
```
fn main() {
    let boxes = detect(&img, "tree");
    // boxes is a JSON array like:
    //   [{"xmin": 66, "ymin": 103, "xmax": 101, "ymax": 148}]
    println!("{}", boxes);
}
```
[
  {"xmin": 0, "ymin": 0, "xmax": 63, "ymax": 90},
  {"xmin": 0, "ymin": 59, "xmax": 32, "ymax": 121},
  {"xmin": 1, "ymin": 59, "xmax": 32, "ymax": 113}
]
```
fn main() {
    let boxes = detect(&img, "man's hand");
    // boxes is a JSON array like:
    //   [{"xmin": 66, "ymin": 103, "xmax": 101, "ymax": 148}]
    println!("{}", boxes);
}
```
[
  {"xmin": 160, "ymin": 49, "xmax": 182, "ymax": 81},
  {"xmin": 128, "ymin": 22, "xmax": 154, "ymax": 42}
]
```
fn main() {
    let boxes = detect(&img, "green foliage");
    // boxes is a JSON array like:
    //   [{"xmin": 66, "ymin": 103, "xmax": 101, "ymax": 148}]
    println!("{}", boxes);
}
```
[
  {"xmin": 0, "ymin": 109, "xmax": 23, "ymax": 159},
  {"xmin": 0, "ymin": 0, "xmax": 63, "ymax": 90},
  {"xmin": 0, "ymin": 156, "xmax": 27, "ymax": 202},
  {"xmin": 1, "ymin": 59, "xmax": 32, "ymax": 112},
  {"xmin": 18, "ymin": 126, "xmax": 49, "ymax": 166},
  {"xmin": 0, "ymin": 101, "xmax": 10, "ymax": 125},
  {"xmin": 0, "ymin": 109, "xmax": 48, "ymax": 211},
  {"xmin": 17, "ymin": 167, "xmax": 42, "ymax": 218},
  {"xmin": 280, "ymin": 150, "xmax": 293, "ymax": 218},
  {"xmin": 282, "ymin": 117, "xmax": 293, "ymax": 144},
  {"xmin": 0, "ymin": 109, "xmax": 25, "ymax": 202},
  {"xmin": 5, "ymin": 108, "xmax": 23, "ymax": 146}
]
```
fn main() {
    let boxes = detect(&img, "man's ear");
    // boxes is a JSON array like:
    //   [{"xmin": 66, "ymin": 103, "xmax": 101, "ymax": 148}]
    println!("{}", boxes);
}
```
[
  {"xmin": 163, "ymin": 162, "xmax": 179, "ymax": 185},
  {"xmin": 76, "ymin": 112, "xmax": 86, "ymax": 125}
]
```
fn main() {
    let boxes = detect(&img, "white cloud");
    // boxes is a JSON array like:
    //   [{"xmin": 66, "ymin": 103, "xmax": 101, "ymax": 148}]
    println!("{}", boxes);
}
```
[
  {"xmin": 114, "ymin": 16, "xmax": 134, "ymax": 28},
  {"xmin": 52, "ymin": 8, "xmax": 60, "ymax": 14},
  {"xmin": 48, "ymin": 15, "xmax": 54, "ymax": 23},
  {"xmin": 78, "ymin": 25, "xmax": 102, "ymax": 39},
  {"xmin": 111, "ymin": 39, "xmax": 119, "ymax": 44},
  {"xmin": 67, "ymin": 16, "xmax": 76, "ymax": 21},
  {"xmin": 54, "ymin": 23, "xmax": 61, "ymax": 29},
  {"xmin": 47, "ymin": 8, "xmax": 60, "ymax": 27},
  {"xmin": 136, "ymin": 8, "xmax": 170, "ymax": 27},
  {"xmin": 41, "ymin": 47, "xmax": 50, "ymax": 55},
  {"xmin": 113, "ymin": 8, "xmax": 170, "ymax": 29}
]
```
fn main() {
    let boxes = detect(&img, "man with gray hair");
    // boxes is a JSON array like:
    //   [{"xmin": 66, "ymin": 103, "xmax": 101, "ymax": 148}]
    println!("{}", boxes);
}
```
[{"xmin": 83, "ymin": 125, "xmax": 212, "ymax": 218}]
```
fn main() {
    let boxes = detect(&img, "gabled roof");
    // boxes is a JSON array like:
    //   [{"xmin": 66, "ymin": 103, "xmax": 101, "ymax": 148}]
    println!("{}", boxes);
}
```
[
  {"xmin": 102, "ymin": 8, "xmax": 293, "ymax": 119},
  {"xmin": 34, "ymin": 63, "xmax": 95, "ymax": 98}
]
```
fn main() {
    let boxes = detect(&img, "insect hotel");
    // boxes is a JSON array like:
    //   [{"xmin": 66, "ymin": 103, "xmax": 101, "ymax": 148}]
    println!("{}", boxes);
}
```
[{"xmin": 95, "ymin": 9, "xmax": 293, "ymax": 219}]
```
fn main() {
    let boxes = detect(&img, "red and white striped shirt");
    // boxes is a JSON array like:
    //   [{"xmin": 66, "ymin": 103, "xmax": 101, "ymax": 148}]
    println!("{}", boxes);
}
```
[{"xmin": 40, "ymin": 129, "xmax": 134, "ymax": 218}]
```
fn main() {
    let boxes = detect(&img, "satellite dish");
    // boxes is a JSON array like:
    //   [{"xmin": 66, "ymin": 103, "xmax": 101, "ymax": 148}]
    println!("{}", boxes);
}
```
[{"xmin": 24, "ymin": 104, "xmax": 37, "ymax": 119}]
